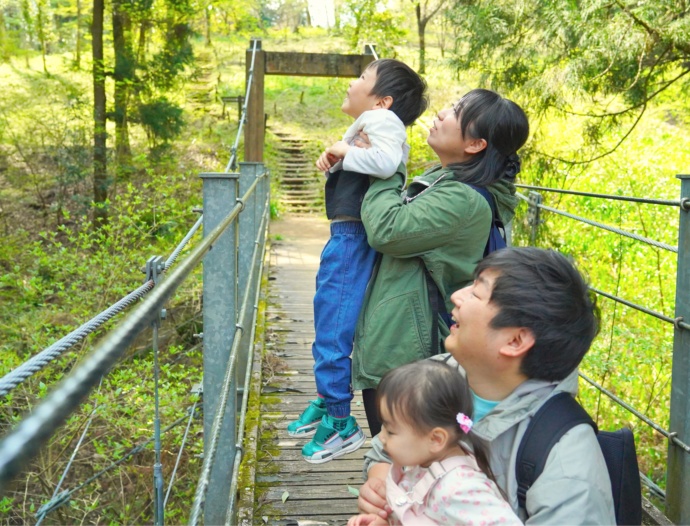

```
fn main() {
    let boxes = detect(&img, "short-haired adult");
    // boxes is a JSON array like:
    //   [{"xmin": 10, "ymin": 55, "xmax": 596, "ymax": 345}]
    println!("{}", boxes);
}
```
[
  {"xmin": 358, "ymin": 247, "xmax": 616, "ymax": 524},
  {"xmin": 351, "ymin": 89, "xmax": 529, "ymax": 436}
]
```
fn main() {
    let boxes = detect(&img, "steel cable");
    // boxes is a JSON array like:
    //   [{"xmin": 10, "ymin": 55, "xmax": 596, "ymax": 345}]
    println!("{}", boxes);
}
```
[
  {"xmin": 0, "ymin": 175, "xmax": 263, "ymax": 489},
  {"xmin": 188, "ymin": 189, "xmax": 268, "ymax": 526},
  {"xmin": 33, "ymin": 408, "xmax": 192, "ymax": 522},
  {"xmin": 225, "ymin": 197, "xmax": 270, "ymax": 524},
  {"xmin": 516, "ymin": 192, "xmax": 677, "ymax": 253},
  {"xmin": 0, "ymin": 281, "xmax": 154, "ymax": 397},
  {"xmin": 579, "ymin": 372, "xmax": 690, "ymax": 453},
  {"xmin": 1, "ymin": 211, "xmax": 202, "ymax": 399},
  {"xmin": 515, "ymin": 184, "xmax": 681, "ymax": 207},
  {"xmin": 226, "ymin": 39, "xmax": 259, "ymax": 173}
]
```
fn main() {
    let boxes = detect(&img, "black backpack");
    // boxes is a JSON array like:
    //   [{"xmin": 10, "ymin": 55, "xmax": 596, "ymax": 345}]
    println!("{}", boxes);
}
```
[{"xmin": 516, "ymin": 392, "xmax": 642, "ymax": 525}]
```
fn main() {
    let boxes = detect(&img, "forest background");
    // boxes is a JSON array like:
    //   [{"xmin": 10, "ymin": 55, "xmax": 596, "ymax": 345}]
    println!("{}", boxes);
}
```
[{"xmin": 1, "ymin": 0, "xmax": 690, "ymax": 523}]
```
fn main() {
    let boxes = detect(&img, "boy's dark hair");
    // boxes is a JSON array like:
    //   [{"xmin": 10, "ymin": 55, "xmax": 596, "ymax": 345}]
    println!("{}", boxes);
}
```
[
  {"xmin": 476, "ymin": 247, "xmax": 600, "ymax": 382},
  {"xmin": 377, "ymin": 360, "xmax": 498, "ymax": 485},
  {"xmin": 449, "ymin": 88, "xmax": 529, "ymax": 186},
  {"xmin": 367, "ymin": 59, "xmax": 428, "ymax": 127}
]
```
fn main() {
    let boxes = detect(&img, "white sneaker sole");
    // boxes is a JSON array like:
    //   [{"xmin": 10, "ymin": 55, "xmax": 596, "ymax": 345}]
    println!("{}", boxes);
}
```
[
  {"xmin": 303, "ymin": 431, "xmax": 367, "ymax": 464},
  {"xmin": 286, "ymin": 425, "xmax": 318, "ymax": 438}
]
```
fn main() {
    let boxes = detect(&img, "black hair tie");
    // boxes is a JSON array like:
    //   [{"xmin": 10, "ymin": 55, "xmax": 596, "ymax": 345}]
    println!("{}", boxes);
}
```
[{"xmin": 504, "ymin": 153, "xmax": 521, "ymax": 179}]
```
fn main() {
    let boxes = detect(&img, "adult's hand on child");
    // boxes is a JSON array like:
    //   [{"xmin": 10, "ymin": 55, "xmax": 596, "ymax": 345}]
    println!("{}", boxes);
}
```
[
  {"xmin": 347, "ymin": 513, "xmax": 388, "ymax": 526},
  {"xmin": 353, "ymin": 131, "xmax": 371, "ymax": 149},
  {"xmin": 358, "ymin": 468, "xmax": 389, "ymax": 518}
]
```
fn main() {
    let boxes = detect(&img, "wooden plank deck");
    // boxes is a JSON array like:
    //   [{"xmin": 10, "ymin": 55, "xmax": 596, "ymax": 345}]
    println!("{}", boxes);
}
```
[{"xmin": 245, "ymin": 215, "xmax": 369, "ymax": 525}]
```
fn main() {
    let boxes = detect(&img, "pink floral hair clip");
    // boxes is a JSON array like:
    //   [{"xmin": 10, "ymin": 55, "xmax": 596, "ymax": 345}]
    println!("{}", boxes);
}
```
[{"xmin": 456, "ymin": 412, "xmax": 473, "ymax": 434}]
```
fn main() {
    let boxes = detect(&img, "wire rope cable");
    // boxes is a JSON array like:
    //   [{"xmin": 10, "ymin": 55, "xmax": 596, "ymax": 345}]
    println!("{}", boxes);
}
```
[
  {"xmin": 33, "ymin": 409, "xmax": 191, "ymax": 521},
  {"xmin": 516, "ymin": 192, "xmax": 677, "ymax": 253},
  {"xmin": 579, "ymin": 372, "xmax": 690, "ymax": 453},
  {"xmin": 0, "ymin": 280, "xmax": 154, "ymax": 397},
  {"xmin": 226, "ymin": 39, "xmax": 260, "ymax": 173},
  {"xmin": 515, "ymin": 184, "xmax": 681, "ymax": 207},
  {"xmin": 225, "ymin": 198, "xmax": 270, "ymax": 524},
  {"xmin": 188, "ymin": 185, "xmax": 268, "ymax": 526},
  {"xmin": 0, "ymin": 174, "xmax": 263, "ymax": 490},
  {"xmin": 164, "ymin": 398, "xmax": 200, "ymax": 507}
]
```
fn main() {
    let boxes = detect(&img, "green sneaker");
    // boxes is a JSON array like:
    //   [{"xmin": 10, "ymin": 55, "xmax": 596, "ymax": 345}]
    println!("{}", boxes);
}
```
[
  {"xmin": 287, "ymin": 399, "xmax": 327, "ymax": 437},
  {"xmin": 301, "ymin": 415, "xmax": 366, "ymax": 464}
]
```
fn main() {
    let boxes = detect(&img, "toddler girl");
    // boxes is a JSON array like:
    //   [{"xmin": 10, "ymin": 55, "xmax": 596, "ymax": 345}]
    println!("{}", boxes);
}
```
[{"xmin": 348, "ymin": 360, "xmax": 521, "ymax": 526}]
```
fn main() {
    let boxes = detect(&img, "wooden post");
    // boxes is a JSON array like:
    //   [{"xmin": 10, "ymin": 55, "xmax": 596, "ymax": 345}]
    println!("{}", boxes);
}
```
[{"xmin": 245, "ymin": 38, "xmax": 265, "ymax": 163}]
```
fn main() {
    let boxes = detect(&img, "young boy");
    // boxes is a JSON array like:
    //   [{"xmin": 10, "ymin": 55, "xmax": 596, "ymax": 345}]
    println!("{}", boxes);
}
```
[{"xmin": 287, "ymin": 59, "xmax": 428, "ymax": 464}]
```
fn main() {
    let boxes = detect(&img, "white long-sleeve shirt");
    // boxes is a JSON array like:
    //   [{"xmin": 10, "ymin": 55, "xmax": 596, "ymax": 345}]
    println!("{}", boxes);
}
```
[{"xmin": 329, "ymin": 109, "xmax": 409, "ymax": 179}]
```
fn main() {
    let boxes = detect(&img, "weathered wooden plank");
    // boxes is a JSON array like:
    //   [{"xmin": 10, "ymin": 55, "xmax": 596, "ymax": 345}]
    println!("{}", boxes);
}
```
[
  {"xmin": 257, "ymin": 472, "xmax": 364, "ymax": 485},
  {"xmin": 258, "ymin": 458, "xmax": 365, "ymax": 473},
  {"xmin": 259, "ymin": 498, "xmax": 359, "ymax": 514},
  {"xmin": 264, "ymin": 52, "xmax": 374, "ymax": 78},
  {"xmin": 263, "ymin": 485, "xmax": 357, "ymax": 501}
]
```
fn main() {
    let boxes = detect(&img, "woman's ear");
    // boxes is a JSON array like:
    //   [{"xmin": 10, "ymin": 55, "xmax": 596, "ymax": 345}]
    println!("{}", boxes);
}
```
[
  {"xmin": 373, "ymin": 96, "xmax": 393, "ymax": 110},
  {"xmin": 464, "ymin": 138, "xmax": 487, "ymax": 155},
  {"xmin": 428, "ymin": 427, "xmax": 450, "ymax": 453}
]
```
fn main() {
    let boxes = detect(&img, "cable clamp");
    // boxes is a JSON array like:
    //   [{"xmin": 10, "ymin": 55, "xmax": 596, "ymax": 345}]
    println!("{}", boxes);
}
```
[
  {"xmin": 236, "ymin": 198, "xmax": 245, "ymax": 212},
  {"xmin": 673, "ymin": 316, "xmax": 685, "ymax": 330}
]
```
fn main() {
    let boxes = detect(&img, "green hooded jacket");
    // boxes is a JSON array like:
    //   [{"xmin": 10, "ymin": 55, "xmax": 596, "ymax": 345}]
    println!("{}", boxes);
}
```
[{"xmin": 351, "ymin": 164, "xmax": 518, "ymax": 391}]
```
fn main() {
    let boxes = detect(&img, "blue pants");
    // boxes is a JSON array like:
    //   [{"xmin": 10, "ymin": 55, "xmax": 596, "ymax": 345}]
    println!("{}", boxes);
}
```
[{"xmin": 312, "ymin": 221, "xmax": 377, "ymax": 418}]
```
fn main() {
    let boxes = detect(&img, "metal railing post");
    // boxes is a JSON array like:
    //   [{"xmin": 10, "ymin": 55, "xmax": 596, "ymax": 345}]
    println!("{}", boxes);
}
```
[
  {"xmin": 236, "ymin": 162, "xmax": 262, "ymax": 416},
  {"xmin": 200, "ymin": 171, "xmax": 239, "ymax": 525},
  {"xmin": 527, "ymin": 191, "xmax": 542, "ymax": 245},
  {"xmin": 667, "ymin": 174, "xmax": 690, "ymax": 523}
]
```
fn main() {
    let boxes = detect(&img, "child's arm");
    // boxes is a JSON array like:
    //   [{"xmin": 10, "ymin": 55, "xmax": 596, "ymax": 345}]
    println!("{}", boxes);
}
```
[
  {"xmin": 347, "ymin": 513, "xmax": 389, "ymax": 526},
  {"xmin": 342, "ymin": 111, "xmax": 406, "ymax": 178}
]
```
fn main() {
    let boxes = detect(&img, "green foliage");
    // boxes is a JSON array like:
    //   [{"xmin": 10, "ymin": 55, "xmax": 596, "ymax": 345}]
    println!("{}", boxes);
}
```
[
  {"xmin": 138, "ymin": 98, "xmax": 185, "ymax": 145},
  {"xmin": 446, "ymin": 0, "xmax": 690, "ymax": 160},
  {"xmin": 341, "ymin": 0, "xmax": 408, "ymax": 57}
]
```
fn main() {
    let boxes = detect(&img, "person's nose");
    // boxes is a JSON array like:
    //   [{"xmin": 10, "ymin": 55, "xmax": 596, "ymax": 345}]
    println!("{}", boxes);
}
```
[{"xmin": 451, "ymin": 286, "xmax": 469, "ymax": 307}]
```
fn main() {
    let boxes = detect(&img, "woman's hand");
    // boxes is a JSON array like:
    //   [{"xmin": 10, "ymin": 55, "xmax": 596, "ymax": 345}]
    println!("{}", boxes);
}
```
[
  {"xmin": 347, "ymin": 513, "xmax": 388, "ymax": 526},
  {"xmin": 353, "ymin": 131, "xmax": 371, "ymax": 149}
]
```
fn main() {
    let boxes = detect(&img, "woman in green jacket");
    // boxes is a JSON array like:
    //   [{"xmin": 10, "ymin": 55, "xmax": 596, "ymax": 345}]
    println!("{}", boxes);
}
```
[{"xmin": 351, "ymin": 89, "xmax": 529, "ymax": 435}]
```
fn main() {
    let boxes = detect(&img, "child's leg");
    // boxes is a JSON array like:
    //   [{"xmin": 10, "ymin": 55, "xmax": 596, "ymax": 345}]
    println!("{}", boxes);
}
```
[{"xmin": 312, "ymin": 220, "xmax": 376, "ymax": 418}]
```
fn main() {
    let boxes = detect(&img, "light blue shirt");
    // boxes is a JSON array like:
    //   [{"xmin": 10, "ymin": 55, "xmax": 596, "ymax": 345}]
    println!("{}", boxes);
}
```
[{"xmin": 472, "ymin": 391, "xmax": 500, "ymax": 422}]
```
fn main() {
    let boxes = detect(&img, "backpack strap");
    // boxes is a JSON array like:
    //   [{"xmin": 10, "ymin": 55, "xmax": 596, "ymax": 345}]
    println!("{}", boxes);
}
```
[
  {"xmin": 421, "ymin": 184, "xmax": 506, "ymax": 355},
  {"xmin": 515, "ymin": 392, "xmax": 597, "ymax": 510},
  {"xmin": 466, "ymin": 184, "xmax": 506, "ymax": 256}
]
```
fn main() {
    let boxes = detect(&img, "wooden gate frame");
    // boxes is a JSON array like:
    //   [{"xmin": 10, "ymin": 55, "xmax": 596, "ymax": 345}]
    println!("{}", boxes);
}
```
[{"xmin": 244, "ymin": 38, "xmax": 375, "ymax": 162}]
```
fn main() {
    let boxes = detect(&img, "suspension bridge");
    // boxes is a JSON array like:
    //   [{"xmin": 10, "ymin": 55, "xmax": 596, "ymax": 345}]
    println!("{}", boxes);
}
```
[{"xmin": 0, "ymin": 38, "xmax": 689, "ymax": 525}]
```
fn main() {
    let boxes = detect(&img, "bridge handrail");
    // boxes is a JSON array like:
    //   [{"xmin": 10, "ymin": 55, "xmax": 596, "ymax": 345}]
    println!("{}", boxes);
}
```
[
  {"xmin": 516, "ymin": 191, "xmax": 677, "ymax": 252},
  {"xmin": 0, "ymin": 213, "xmax": 204, "ymax": 398},
  {"xmin": 188, "ymin": 179, "xmax": 268, "ymax": 525},
  {"xmin": 519, "ymin": 179, "xmax": 690, "ymax": 518},
  {"xmin": 226, "ymin": 39, "xmax": 260, "ymax": 172},
  {"xmin": 0, "ymin": 169, "xmax": 268, "ymax": 492}
]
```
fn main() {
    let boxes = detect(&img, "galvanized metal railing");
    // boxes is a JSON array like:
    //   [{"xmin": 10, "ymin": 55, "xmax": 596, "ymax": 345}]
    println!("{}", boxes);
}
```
[
  {"xmin": 0, "ymin": 162, "xmax": 270, "ymax": 523},
  {"xmin": 518, "ymin": 176, "xmax": 690, "ymax": 523}
]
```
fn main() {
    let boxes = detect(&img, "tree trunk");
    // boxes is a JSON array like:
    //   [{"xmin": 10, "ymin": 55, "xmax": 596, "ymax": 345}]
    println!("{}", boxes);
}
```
[
  {"xmin": 92, "ymin": 0, "xmax": 108, "ymax": 227},
  {"xmin": 36, "ymin": 0, "xmax": 48, "ymax": 73},
  {"xmin": 112, "ymin": 0, "xmax": 133, "ymax": 175},
  {"xmin": 204, "ymin": 5, "xmax": 211, "ymax": 46},
  {"xmin": 74, "ymin": 0, "xmax": 82, "ymax": 68},
  {"xmin": 416, "ymin": 4, "xmax": 426, "ymax": 74}
]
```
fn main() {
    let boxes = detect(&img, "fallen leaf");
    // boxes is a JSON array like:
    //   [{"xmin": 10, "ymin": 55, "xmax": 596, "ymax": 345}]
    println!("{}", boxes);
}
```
[{"xmin": 282, "ymin": 490, "xmax": 290, "ymax": 503}]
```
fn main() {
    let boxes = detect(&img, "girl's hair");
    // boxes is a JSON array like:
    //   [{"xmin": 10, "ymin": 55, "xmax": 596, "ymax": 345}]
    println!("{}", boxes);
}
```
[
  {"xmin": 447, "ymin": 88, "xmax": 529, "ymax": 186},
  {"xmin": 377, "ymin": 360, "xmax": 498, "ymax": 485}
]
